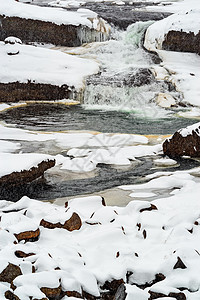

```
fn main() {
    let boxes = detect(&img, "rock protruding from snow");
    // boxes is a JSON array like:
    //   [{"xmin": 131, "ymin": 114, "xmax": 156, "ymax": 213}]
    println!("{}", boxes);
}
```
[
  {"xmin": 4, "ymin": 36, "xmax": 22, "ymax": 45},
  {"xmin": 144, "ymin": 9, "xmax": 200, "ymax": 55},
  {"xmin": 163, "ymin": 122, "xmax": 200, "ymax": 157}
]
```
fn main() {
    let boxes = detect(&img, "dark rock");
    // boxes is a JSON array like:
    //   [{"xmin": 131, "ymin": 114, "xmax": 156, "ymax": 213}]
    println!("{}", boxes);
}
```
[
  {"xmin": 41, "ymin": 286, "xmax": 62, "ymax": 299},
  {"xmin": 0, "ymin": 159, "xmax": 55, "ymax": 187},
  {"xmin": 113, "ymin": 284, "xmax": 127, "ymax": 300},
  {"xmin": 5, "ymin": 291, "xmax": 20, "ymax": 300},
  {"xmin": 0, "ymin": 263, "xmax": 22, "ymax": 283},
  {"xmin": 101, "ymin": 279, "xmax": 124, "ymax": 295},
  {"xmin": 0, "ymin": 82, "xmax": 71, "ymax": 103},
  {"xmin": 173, "ymin": 257, "xmax": 187, "ymax": 270},
  {"xmin": 63, "ymin": 290, "xmax": 83, "ymax": 298},
  {"xmin": 149, "ymin": 291, "xmax": 186, "ymax": 299},
  {"xmin": 14, "ymin": 250, "xmax": 35, "ymax": 258},
  {"xmin": 14, "ymin": 228, "xmax": 40, "ymax": 242},
  {"xmin": 162, "ymin": 30, "xmax": 200, "ymax": 55},
  {"xmin": 0, "ymin": 15, "xmax": 107, "ymax": 47},
  {"xmin": 40, "ymin": 212, "xmax": 82, "ymax": 231},
  {"xmin": 140, "ymin": 204, "xmax": 158, "ymax": 213},
  {"xmin": 163, "ymin": 125, "xmax": 200, "ymax": 158},
  {"xmin": 82, "ymin": 3, "xmax": 170, "ymax": 30}
]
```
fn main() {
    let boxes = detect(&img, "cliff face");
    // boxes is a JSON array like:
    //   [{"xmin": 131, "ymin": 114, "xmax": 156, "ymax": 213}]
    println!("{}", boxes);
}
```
[
  {"xmin": 0, "ymin": 15, "xmax": 108, "ymax": 47},
  {"xmin": 162, "ymin": 30, "xmax": 200, "ymax": 55}
]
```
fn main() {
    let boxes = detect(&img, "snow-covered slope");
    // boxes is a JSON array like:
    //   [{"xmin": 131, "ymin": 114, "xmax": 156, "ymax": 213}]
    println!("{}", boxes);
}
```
[{"xmin": 0, "ymin": 42, "xmax": 99, "ymax": 89}]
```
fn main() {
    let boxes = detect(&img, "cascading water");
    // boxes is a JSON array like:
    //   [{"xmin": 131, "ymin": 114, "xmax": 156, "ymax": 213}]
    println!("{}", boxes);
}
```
[{"xmin": 83, "ymin": 21, "xmax": 179, "ymax": 118}]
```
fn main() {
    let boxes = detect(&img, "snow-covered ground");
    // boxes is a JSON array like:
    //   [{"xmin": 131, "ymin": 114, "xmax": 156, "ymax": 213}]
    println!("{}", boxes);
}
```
[
  {"xmin": 1, "ymin": 169, "xmax": 200, "ymax": 298},
  {"xmin": 0, "ymin": 0, "xmax": 109, "ymax": 29},
  {"xmin": 0, "ymin": 41, "xmax": 99, "ymax": 89}
]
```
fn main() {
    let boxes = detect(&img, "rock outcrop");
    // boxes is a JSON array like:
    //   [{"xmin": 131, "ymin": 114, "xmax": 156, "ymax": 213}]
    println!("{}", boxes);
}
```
[
  {"xmin": 162, "ymin": 30, "xmax": 200, "ymax": 55},
  {"xmin": 0, "ymin": 159, "xmax": 55, "ymax": 187},
  {"xmin": 0, "ymin": 15, "xmax": 108, "ymax": 47},
  {"xmin": 0, "ymin": 81, "xmax": 71, "ymax": 102},
  {"xmin": 163, "ymin": 122, "xmax": 200, "ymax": 158}
]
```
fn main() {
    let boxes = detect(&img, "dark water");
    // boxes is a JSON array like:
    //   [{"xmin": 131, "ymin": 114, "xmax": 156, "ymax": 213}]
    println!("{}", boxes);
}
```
[
  {"xmin": 1, "ymin": 156, "xmax": 199, "ymax": 201},
  {"xmin": 0, "ymin": 103, "xmax": 196, "ymax": 134}
]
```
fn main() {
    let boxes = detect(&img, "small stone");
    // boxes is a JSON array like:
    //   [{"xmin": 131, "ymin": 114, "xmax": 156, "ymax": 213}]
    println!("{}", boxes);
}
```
[{"xmin": 173, "ymin": 257, "xmax": 187, "ymax": 269}]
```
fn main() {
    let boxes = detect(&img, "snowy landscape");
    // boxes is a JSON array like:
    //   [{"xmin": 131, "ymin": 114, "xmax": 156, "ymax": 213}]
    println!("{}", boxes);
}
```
[{"xmin": 0, "ymin": 0, "xmax": 200, "ymax": 299}]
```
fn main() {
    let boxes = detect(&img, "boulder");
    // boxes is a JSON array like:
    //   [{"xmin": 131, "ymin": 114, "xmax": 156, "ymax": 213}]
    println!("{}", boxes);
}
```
[
  {"xmin": 163, "ymin": 122, "xmax": 200, "ymax": 158},
  {"xmin": 40, "ymin": 212, "xmax": 82, "ymax": 231},
  {"xmin": 14, "ymin": 228, "xmax": 40, "ymax": 242}
]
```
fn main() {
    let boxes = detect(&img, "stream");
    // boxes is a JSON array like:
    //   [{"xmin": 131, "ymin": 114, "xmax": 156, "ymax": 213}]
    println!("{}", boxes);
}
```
[{"xmin": 1, "ymin": 1, "xmax": 199, "ymax": 202}]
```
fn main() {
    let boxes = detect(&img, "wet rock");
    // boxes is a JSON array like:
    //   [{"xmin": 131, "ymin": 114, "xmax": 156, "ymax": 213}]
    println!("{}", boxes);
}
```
[
  {"xmin": 40, "ymin": 212, "xmax": 82, "ymax": 231},
  {"xmin": 0, "ymin": 263, "xmax": 22, "ymax": 283},
  {"xmin": 162, "ymin": 30, "xmax": 200, "ymax": 55},
  {"xmin": 123, "ymin": 68, "xmax": 154, "ymax": 87},
  {"xmin": 0, "ymin": 15, "xmax": 107, "ymax": 47},
  {"xmin": 83, "ymin": 3, "xmax": 170, "ymax": 30},
  {"xmin": 14, "ymin": 228, "xmax": 40, "ymax": 242},
  {"xmin": 163, "ymin": 124, "xmax": 200, "ymax": 158},
  {"xmin": 0, "ymin": 82, "xmax": 71, "ymax": 102},
  {"xmin": 155, "ymin": 93, "xmax": 176, "ymax": 108}
]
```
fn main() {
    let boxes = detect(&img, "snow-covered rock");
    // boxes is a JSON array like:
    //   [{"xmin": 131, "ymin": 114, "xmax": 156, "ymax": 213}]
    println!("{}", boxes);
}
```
[{"xmin": 163, "ymin": 122, "xmax": 200, "ymax": 157}]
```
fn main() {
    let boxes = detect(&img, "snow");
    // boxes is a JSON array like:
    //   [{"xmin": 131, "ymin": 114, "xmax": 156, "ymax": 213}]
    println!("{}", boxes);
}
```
[
  {"xmin": 0, "ymin": 0, "xmax": 96, "ymax": 28},
  {"xmin": 144, "ymin": 9, "xmax": 200, "ymax": 107},
  {"xmin": 178, "ymin": 122, "xmax": 200, "ymax": 137},
  {"xmin": 0, "ymin": 172, "xmax": 200, "ymax": 298},
  {"xmin": 0, "ymin": 153, "xmax": 54, "ymax": 177},
  {"xmin": 0, "ymin": 42, "xmax": 99, "ymax": 89}
]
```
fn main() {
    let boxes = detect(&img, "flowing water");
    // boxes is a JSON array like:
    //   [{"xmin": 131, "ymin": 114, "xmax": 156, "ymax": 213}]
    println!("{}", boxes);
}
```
[{"xmin": 1, "ymin": 6, "xmax": 199, "ymax": 202}]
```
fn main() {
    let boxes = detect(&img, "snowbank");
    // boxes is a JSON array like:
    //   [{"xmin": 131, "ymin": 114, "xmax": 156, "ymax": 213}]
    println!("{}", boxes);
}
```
[
  {"xmin": 0, "ymin": 42, "xmax": 99, "ymax": 89},
  {"xmin": 0, "ymin": 0, "xmax": 99, "ymax": 28},
  {"xmin": 144, "ymin": 9, "xmax": 200, "ymax": 52}
]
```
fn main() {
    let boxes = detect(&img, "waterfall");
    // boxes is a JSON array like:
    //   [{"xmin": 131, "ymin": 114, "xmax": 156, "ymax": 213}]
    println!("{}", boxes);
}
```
[{"xmin": 83, "ymin": 20, "xmax": 175, "ymax": 118}]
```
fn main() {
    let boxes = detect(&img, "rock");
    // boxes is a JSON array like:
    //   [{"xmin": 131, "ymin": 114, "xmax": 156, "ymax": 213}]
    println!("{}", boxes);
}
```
[
  {"xmin": 5, "ymin": 291, "xmax": 20, "ymax": 300},
  {"xmin": 0, "ymin": 15, "xmax": 108, "ymax": 47},
  {"xmin": 101, "ymin": 279, "xmax": 125, "ymax": 295},
  {"xmin": 0, "ymin": 263, "xmax": 22, "ymax": 283},
  {"xmin": 163, "ymin": 123, "xmax": 200, "ymax": 158},
  {"xmin": 163, "ymin": 30, "xmax": 200, "ymax": 55},
  {"xmin": 0, "ymin": 82, "xmax": 71, "ymax": 102},
  {"xmin": 149, "ymin": 291, "xmax": 186, "ymax": 300},
  {"xmin": 14, "ymin": 228, "xmax": 40, "ymax": 242},
  {"xmin": 140, "ymin": 204, "xmax": 158, "ymax": 213},
  {"xmin": 0, "ymin": 159, "xmax": 55, "ymax": 187},
  {"xmin": 113, "ymin": 284, "xmax": 127, "ymax": 300},
  {"xmin": 41, "ymin": 286, "xmax": 62, "ymax": 299},
  {"xmin": 173, "ymin": 257, "xmax": 187, "ymax": 270},
  {"xmin": 14, "ymin": 250, "xmax": 35, "ymax": 258},
  {"xmin": 40, "ymin": 212, "xmax": 82, "ymax": 231},
  {"xmin": 155, "ymin": 93, "xmax": 176, "ymax": 108},
  {"xmin": 4, "ymin": 36, "xmax": 22, "ymax": 45}
]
